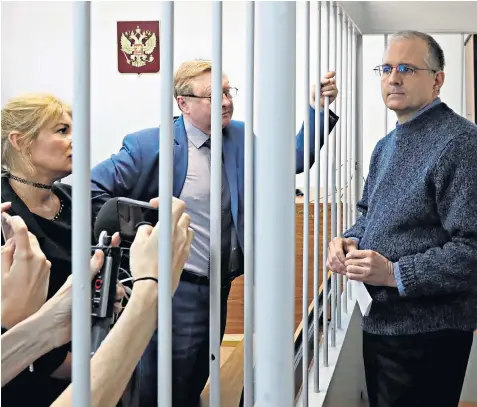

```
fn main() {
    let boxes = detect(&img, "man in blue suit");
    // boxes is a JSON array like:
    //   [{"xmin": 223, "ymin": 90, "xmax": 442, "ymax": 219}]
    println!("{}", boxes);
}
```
[{"xmin": 90, "ymin": 59, "xmax": 339, "ymax": 407}]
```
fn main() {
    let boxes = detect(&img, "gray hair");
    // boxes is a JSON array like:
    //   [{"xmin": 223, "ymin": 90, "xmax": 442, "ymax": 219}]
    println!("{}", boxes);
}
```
[{"xmin": 387, "ymin": 31, "xmax": 445, "ymax": 72}]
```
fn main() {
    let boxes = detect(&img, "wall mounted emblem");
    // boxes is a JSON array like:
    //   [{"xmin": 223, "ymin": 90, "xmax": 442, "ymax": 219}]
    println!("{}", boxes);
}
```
[{"xmin": 117, "ymin": 21, "xmax": 160, "ymax": 74}]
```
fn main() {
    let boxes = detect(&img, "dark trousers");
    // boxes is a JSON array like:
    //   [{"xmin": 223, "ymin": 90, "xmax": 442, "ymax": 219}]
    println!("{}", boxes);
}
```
[
  {"xmin": 363, "ymin": 329, "xmax": 473, "ymax": 407},
  {"xmin": 138, "ymin": 279, "xmax": 231, "ymax": 407}
]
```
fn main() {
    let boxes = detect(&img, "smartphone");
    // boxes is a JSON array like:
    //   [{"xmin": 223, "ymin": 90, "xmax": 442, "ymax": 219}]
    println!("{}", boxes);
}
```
[
  {"xmin": 1, "ymin": 213, "xmax": 14, "ymax": 243},
  {"xmin": 116, "ymin": 198, "xmax": 158, "ymax": 243}
]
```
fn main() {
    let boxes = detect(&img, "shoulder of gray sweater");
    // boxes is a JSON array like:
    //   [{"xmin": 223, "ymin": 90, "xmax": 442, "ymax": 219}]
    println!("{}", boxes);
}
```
[
  {"xmin": 446, "ymin": 106, "xmax": 477, "ymax": 134},
  {"xmin": 434, "ymin": 104, "xmax": 477, "ymax": 158}
]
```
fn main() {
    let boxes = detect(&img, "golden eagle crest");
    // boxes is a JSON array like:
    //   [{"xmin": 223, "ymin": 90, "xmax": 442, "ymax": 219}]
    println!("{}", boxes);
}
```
[{"xmin": 120, "ymin": 26, "xmax": 157, "ymax": 68}]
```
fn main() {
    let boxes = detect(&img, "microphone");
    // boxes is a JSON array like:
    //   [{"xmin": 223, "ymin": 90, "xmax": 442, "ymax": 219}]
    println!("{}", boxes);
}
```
[{"xmin": 93, "ymin": 197, "xmax": 121, "ymax": 242}]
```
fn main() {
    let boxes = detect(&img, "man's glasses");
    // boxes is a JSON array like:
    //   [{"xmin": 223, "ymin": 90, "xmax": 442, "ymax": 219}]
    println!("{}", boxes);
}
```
[
  {"xmin": 180, "ymin": 87, "xmax": 238, "ymax": 101},
  {"xmin": 374, "ymin": 64, "xmax": 437, "ymax": 77}
]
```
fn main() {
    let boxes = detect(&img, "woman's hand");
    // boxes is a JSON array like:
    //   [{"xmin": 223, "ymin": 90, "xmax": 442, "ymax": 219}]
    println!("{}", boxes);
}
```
[
  {"xmin": 39, "ymin": 250, "xmax": 105, "ymax": 348},
  {"xmin": 131, "ymin": 197, "xmax": 194, "ymax": 295},
  {"xmin": 1, "ymin": 213, "xmax": 51, "ymax": 329}
]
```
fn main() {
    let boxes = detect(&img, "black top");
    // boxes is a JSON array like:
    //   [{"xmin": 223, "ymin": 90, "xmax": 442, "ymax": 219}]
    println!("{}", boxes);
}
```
[{"xmin": 1, "ymin": 176, "xmax": 90, "ymax": 407}]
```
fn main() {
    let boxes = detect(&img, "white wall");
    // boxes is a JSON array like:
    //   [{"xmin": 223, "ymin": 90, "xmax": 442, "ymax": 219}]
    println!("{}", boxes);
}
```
[{"xmin": 1, "ymin": 1, "xmax": 466, "ymax": 187}]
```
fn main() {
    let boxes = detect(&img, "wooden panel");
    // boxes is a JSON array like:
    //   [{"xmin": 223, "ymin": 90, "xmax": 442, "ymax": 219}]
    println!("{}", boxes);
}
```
[{"xmin": 225, "ymin": 201, "xmax": 340, "ymax": 335}]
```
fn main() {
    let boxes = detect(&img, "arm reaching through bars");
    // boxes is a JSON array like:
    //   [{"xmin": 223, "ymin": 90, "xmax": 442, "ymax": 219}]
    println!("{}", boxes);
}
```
[
  {"xmin": 50, "ymin": 197, "xmax": 194, "ymax": 407},
  {"xmin": 295, "ymin": 71, "xmax": 340, "ymax": 173}
]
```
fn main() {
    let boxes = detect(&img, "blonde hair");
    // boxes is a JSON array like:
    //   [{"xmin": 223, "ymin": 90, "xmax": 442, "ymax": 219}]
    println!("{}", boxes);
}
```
[
  {"xmin": 173, "ymin": 59, "xmax": 213, "ymax": 99},
  {"xmin": 1, "ymin": 93, "xmax": 72, "ymax": 174}
]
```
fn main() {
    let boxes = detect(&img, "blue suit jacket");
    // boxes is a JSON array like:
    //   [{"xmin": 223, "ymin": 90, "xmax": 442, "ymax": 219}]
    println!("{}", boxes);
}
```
[{"xmin": 91, "ymin": 106, "xmax": 338, "ymax": 263}]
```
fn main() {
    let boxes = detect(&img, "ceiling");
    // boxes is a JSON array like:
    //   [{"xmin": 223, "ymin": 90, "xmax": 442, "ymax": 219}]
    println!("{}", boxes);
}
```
[{"xmin": 338, "ymin": 1, "xmax": 477, "ymax": 35}]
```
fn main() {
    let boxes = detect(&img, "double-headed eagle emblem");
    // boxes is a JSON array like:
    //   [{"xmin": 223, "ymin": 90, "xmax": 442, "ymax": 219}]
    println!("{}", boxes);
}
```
[{"xmin": 120, "ymin": 26, "xmax": 157, "ymax": 68}]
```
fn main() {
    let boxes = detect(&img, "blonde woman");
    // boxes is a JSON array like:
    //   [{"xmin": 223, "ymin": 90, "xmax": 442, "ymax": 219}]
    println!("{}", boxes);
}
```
[{"xmin": 0, "ymin": 94, "xmax": 124, "ymax": 407}]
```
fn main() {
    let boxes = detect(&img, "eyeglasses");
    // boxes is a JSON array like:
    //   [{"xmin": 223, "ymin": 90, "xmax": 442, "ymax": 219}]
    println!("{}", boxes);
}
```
[
  {"xmin": 374, "ymin": 64, "xmax": 437, "ymax": 77},
  {"xmin": 180, "ymin": 87, "xmax": 238, "ymax": 101}
]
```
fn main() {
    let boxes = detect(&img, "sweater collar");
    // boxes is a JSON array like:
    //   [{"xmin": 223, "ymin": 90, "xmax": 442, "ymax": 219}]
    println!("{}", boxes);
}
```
[{"xmin": 395, "ymin": 97, "xmax": 442, "ymax": 129}]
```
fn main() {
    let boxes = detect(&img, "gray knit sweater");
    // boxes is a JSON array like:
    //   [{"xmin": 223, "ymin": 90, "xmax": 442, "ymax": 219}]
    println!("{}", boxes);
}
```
[{"xmin": 344, "ymin": 102, "xmax": 477, "ymax": 335}]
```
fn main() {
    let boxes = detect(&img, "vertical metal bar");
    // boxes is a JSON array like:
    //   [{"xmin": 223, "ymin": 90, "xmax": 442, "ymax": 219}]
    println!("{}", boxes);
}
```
[
  {"xmin": 72, "ymin": 3, "xmax": 91, "ymax": 406},
  {"xmin": 158, "ymin": 3, "xmax": 174, "ymax": 407},
  {"xmin": 341, "ymin": 13, "xmax": 348, "ymax": 314},
  {"xmin": 210, "ymin": 3, "xmax": 223, "ymax": 407},
  {"xmin": 335, "ymin": 6, "xmax": 342, "ymax": 330},
  {"xmin": 322, "ymin": 0, "xmax": 330, "ymax": 367},
  {"xmin": 244, "ymin": 2, "xmax": 255, "ymax": 407},
  {"xmin": 354, "ymin": 29, "xmax": 364, "ymax": 214},
  {"xmin": 255, "ymin": 2, "xmax": 296, "ymax": 406},
  {"xmin": 461, "ymin": 33, "xmax": 466, "ymax": 117},
  {"xmin": 384, "ymin": 34, "xmax": 389, "ymax": 134},
  {"xmin": 342, "ymin": 16, "xmax": 348, "ymax": 238},
  {"xmin": 351, "ymin": 26, "xmax": 360, "ymax": 224},
  {"xmin": 330, "ymin": 1, "xmax": 337, "ymax": 348},
  {"xmin": 302, "ymin": 1, "xmax": 311, "ymax": 404},
  {"xmin": 347, "ymin": 20, "xmax": 353, "ymax": 300},
  {"xmin": 313, "ymin": 0, "xmax": 322, "ymax": 393}
]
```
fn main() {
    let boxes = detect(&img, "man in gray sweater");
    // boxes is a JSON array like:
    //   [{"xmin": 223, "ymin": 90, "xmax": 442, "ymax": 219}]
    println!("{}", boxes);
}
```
[{"xmin": 328, "ymin": 31, "xmax": 477, "ymax": 407}]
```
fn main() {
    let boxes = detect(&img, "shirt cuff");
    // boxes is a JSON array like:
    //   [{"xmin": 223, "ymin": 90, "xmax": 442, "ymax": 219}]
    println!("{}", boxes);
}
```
[{"xmin": 393, "ymin": 262, "xmax": 406, "ymax": 296}]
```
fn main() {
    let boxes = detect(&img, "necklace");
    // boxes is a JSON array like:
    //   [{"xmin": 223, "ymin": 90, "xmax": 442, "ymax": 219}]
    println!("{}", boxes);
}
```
[
  {"xmin": 8, "ymin": 173, "xmax": 63, "ymax": 221},
  {"xmin": 50, "ymin": 200, "xmax": 64, "ymax": 221},
  {"xmin": 8, "ymin": 173, "xmax": 53, "ymax": 190}
]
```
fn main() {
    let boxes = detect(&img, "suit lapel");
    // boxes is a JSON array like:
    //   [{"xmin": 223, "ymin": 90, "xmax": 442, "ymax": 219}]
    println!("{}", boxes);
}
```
[{"xmin": 172, "ymin": 116, "xmax": 188, "ymax": 197}]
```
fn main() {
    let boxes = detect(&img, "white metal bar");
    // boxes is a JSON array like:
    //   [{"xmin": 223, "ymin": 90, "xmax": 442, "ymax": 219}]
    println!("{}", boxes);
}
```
[
  {"xmin": 244, "ymin": 2, "xmax": 255, "ymax": 407},
  {"xmin": 384, "ymin": 34, "xmax": 389, "ymax": 134},
  {"xmin": 461, "ymin": 33, "xmax": 466, "ymax": 117},
  {"xmin": 355, "ymin": 29, "xmax": 364, "ymax": 216},
  {"xmin": 351, "ymin": 26, "xmax": 359, "ymax": 225},
  {"xmin": 158, "ymin": 3, "xmax": 174, "ymax": 407},
  {"xmin": 335, "ymin": 5, "xmax": 342, "ymax": 330},
  {"xmin": 341, "ymin": 12, "xmax": 348, "ymax": 314},
  {"xmin": 330, "ymin": 0, "xmax": 337, "ymax": 348},
  {"xmin": 302, "ymin": 1, "xmax": 311, "ymax": 404},
  {"xmin": 313, "ymin": 0, "xmax": 322, "ymax": 393},
  {"xmin": 210, "ymin": 3, "xmax": 223, "ymax": 406},
  {"xmin": 347, "ymin": 20, "xmax": 353, "ymax": 300},
  {"xmin": 254, "ymin": 2, "xmax": 296, "ymax": 405},
  {"xmin": 346, "ymin": 20, "xmax": 353, "ymax": 235},
  {"xmin": 72, "ymin": 3, "xmax": 91, "ymax": 406},
  {"xmin": 322, "ymin": 0, "xmax": 330, "ymax": 367}
]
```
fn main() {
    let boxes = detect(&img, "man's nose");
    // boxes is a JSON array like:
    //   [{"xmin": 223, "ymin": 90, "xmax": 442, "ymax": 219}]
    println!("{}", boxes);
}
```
[
  {"xmin": 222, "ymin": 94, "xmax": 232, "ymax": 107},
  {"xmin": 387, "ymin": 69, "xmax": 403, "ymax": 85}
]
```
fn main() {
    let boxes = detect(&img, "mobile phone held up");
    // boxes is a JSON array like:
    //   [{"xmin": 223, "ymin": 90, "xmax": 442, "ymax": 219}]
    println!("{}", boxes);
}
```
[
  {"xmin": 117, "ymin": 198, "xmax": 159, "ymax": 244},
  {"xmin": 1, "ymin": 212, "xmax": 14, "ymax": 243}
]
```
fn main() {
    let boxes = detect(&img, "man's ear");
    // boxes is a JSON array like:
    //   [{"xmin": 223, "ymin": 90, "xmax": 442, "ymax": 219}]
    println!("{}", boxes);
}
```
[
  {"xmin": 7, "ymin": 132, "xmax": 25, "ymax": 153},
  {"xmin": 434, "ymin": 71, "xmax": 445, "ymax": 95},
  {"xmin": 176, "ymin": 96, "xmax": 189, "ymax": 114}
]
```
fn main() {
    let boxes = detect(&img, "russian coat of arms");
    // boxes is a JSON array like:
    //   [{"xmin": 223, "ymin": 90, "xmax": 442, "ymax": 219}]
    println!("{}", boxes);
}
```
[
  {"xmin": 117, "ymin": 21, "xmax": 160, "ymax": 74},
  {"xmin": 121, "ymin": 26, "xmax": 156, "ymax": 67}
]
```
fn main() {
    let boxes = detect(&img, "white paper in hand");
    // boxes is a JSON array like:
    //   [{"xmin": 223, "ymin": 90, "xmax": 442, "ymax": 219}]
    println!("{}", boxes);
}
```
[{"xmin": 352, "ymin": 280, "xmax": 373, "ymax": 316}]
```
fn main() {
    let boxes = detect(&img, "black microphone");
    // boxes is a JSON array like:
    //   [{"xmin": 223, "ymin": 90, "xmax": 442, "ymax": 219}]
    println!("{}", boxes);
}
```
[{"xmin": 93, "ymin": 197, "xmax": 121, "ymax": 242}]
